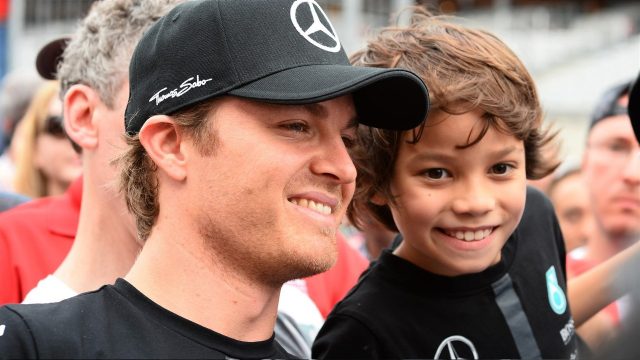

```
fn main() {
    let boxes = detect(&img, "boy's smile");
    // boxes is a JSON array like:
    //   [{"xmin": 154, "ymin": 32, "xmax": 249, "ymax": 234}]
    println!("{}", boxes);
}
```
[
  {"xmin": 441, "ymin": 226, "xmax": 494, "ymax": 241},
  {"xmin": 388, "ymin": 109, "xmax": 527, "ymax": 276}
]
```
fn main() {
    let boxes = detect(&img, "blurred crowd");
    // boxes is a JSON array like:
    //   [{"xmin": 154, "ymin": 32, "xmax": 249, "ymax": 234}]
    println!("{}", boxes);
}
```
[{"xmin": 0, "ymin": 0, "xmax": 638, "ymax": 359}]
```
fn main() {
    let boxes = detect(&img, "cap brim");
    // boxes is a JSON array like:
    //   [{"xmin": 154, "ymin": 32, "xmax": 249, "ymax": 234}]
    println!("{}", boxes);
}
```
[
  {"xmin": 629, "ymin": 72, "xmax": 640, "ymax": 144},
  {"xmin": 36, "ymin": 37, "xmax": 69, "ymax": 80},
  {"xmin": 228, "ymin": 65, "xmax": 428, "ymax": 130}
]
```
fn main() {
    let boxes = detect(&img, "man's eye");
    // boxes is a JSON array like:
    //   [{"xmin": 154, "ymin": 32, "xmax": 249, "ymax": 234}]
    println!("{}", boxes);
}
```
[
  {"xmin": 607, "ymin": 142, "xmax": 631, "ymax": 153},
  {"xmin": 564, "ymin": 209, "xmax": 583, "ymax": 223},
  {"xmin": 282, "ymin": 122, "xmax": 309, "ymax": 133},
  {"xmin": 424, "ymin": 168, "xmax": 450, "ymax": 180}
]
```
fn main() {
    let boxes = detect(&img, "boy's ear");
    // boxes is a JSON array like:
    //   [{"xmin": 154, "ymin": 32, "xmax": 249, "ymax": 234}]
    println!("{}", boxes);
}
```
[
  {"xmin": 138, "ymin": 116, "xmax": 187, "ymax": 181},
  {"xmin": 63, "ymin": 84, "xmax": 100, "ymax": 150},
  {"xmin": 370, "ymin": 192, "xmax": 389, "ymax": 206}
]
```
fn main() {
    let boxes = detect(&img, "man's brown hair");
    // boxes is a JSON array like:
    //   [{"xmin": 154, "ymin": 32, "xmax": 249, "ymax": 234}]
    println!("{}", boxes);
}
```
[
  {"xmin": 118, "ymin": 100, "xmax": 218, "ymax": 241},
  {"xmin": 348, "ymin": 8, "xmax": 559, "ymax": 232}
]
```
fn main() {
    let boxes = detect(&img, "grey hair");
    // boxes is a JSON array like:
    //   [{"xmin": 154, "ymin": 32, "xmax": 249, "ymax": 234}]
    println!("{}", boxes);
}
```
[{"xmin": 57, "ymin": 0, "xmax": 183, "ymax": 108}]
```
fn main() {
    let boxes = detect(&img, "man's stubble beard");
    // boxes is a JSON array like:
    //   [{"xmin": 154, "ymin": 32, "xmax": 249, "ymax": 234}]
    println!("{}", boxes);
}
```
[{"xmin": 197, "ymin": 211, "xmax": 338, "ymax": 288}]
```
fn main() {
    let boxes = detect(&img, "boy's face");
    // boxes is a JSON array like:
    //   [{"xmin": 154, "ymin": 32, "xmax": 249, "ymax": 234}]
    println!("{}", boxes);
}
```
[{"xmin": 386, "ymin": 109, "xmax": 527, "ymax": 276}]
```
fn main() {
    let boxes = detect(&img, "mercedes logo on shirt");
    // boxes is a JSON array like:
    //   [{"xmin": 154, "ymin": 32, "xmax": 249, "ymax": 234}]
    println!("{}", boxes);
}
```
[
  {"xmin": 290, "ymin": 0, "xmax": 341, "ymax": 53},
  {"xmin": 434, "ymin": 335, "xmax": 479, "ymax": 360}
]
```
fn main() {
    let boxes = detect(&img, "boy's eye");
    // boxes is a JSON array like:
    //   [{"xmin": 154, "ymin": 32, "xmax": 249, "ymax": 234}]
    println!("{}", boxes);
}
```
[
  {"xmin": 424, "ymin": 168, "xmax": 450, "ymax": 180},
  {"xmin": 490, "ymin": 163, "xmax": 512, "ymax": 175}
]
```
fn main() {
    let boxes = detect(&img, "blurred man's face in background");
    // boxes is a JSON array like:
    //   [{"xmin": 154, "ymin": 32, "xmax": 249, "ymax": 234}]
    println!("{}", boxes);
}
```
[
  {"xmin": 583, "ymin": 95, "xmax": 640, "ymax": 243},
  {"xmin": 548, "ymin": 171, "xmax": 593, "ymax": 252}
]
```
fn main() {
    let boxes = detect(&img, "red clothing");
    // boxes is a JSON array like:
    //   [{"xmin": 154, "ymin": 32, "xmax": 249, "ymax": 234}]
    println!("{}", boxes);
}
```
[
  {"xmin": 305, "ymin": 232, "xmax": 368, "ymax": 318},
  {"xmin": 0, "ymin": 0, "xmax": 7, "ymax": 21},
  {"xmin": 566, "ymin": 249, "xmax": 620, "ymax": 325},
  {"xmin": 0, "ymin": 177, "xmax": 82, "ymax": 305}
]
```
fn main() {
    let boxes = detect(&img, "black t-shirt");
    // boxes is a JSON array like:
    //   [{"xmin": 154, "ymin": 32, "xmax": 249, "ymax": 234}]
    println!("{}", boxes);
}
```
[
  {"xmin": 312, "ymin": 187, "xmax": 579, "ymax": 359},
  {"xmin": 0, "ymin": 278, "xmax": 292, "ymax": 359}
]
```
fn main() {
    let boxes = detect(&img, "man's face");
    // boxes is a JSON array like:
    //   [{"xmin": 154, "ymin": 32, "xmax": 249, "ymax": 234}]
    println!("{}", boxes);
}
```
[
  {"xmin": 388, "ymin": 109, "xmax": 527, "ymax": 276},
  {"xmin": 93, "ymin": 78, "xmax": 138, "ymax": 238},
  {"xmin": 96, "ymin": 79, "xmax": 130, "ymax": 165},
  {"xmin": 185, "ymin": 95, "xmax": 357, "ymax": 285},
  {"xmin": 583, "ymin": 113, "xmax": 640, "ymax": 243},
  {"xmin": 548, "ymin": 172, "xmax": 593, "ymax": 252}
]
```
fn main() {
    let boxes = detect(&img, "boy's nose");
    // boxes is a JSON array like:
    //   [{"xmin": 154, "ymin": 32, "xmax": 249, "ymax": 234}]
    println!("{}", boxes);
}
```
[{"xmin": 452, "ymin": 196, "xmax": 497, "ymax": 216}]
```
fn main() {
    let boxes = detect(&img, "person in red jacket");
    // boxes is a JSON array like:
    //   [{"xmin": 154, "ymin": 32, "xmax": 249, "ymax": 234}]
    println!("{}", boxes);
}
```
[
  {"xmin": 305, "ymin": 232, "xmax": 369, "ymax": 318},
  {"xmin": 0, "ymin": 0, "xmax": 182, "ymax": 306},
  {"xmin": 0, "ymin": 176, "xmax": 81, "ymax": 304}
]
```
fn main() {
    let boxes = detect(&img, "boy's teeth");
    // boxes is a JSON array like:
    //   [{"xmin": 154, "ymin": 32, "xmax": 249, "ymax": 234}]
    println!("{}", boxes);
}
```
[
  {"xmin": 290, "ymin": 198, "xmax": 332, "ymax": 215},
  {"xmin": 448, "ymin": 228, "xmax": 492, "ymax": 241}
]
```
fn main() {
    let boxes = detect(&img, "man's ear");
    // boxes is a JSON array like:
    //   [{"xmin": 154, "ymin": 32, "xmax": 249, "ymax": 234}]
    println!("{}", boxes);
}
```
[
  {"xmin": 138, "ymin": 115, "xmax": 187, "ymax": 181},
  {"xmin": 64, "ymin": 84, "xmax": 100, "ymax": 150}
]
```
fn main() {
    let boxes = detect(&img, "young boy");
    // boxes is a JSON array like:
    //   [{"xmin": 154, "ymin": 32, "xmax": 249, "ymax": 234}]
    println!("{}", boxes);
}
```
[{"xmin": 312, "ymin": 9, "xmax": 579, "ymax": 359}]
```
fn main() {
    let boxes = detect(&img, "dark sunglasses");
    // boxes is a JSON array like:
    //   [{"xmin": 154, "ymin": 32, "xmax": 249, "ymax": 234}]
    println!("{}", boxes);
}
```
[{"xmin": 43, "ymin": 115, "xmax": 66, "ymax": 138}]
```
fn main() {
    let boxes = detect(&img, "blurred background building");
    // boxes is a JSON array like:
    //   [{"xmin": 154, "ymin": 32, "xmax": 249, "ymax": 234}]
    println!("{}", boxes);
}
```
[{"xmin": 1, "ymin": 0, "xmax": 639, "ymax": 160}]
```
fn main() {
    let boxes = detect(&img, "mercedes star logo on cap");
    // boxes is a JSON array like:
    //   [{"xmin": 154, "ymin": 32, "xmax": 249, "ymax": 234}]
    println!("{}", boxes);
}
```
[{"xmin": 290, "ymin": 0, "xmax": 341, "ymax": 53}]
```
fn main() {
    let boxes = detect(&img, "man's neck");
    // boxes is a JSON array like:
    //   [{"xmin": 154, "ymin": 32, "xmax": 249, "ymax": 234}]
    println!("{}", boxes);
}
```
[
  {"xmin": 54, "ymin": 176, "xmax": 141, "ymax": 294},
  {"xmin": 124, "ymin": 220, "xmax": 281, "ymax": 342},
  {"xmin": 588, "ymin": 226, "xmax": 637, "ymax": 265}
]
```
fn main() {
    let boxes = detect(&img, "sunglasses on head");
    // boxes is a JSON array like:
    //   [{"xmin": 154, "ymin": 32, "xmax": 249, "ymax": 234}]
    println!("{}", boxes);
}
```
[{"xmin": 43, "ymin": 115, "xmax": 66, "ymax": 138}]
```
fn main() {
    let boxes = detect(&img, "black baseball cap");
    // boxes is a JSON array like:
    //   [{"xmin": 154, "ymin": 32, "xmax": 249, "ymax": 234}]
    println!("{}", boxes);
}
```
[
  {"xmin": 589, "ymin": 80, "xmax": 632, "ymax": 132},
  {"xmin": 35, "ymin": 37, "xmax": 69, "ymax": 80},
  {"xmin": 125, "ymin": 0, "xmax": 429, "ymax": 135},
  {"xmin": 629, "ymin": 72, "xmax": 640, "ymax": 143}
]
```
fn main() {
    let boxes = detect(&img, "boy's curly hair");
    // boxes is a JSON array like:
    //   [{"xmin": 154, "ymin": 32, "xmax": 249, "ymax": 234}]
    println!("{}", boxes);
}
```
[{"xmin": 348, "ymin": 7, "xmax": 560, "ymax": 232}]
